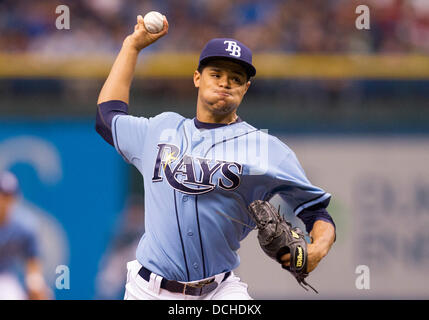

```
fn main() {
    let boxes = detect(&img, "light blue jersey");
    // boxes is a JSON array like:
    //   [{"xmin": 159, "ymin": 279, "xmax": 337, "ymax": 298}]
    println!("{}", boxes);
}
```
[
  {"xmin": 112, "ymin": 112, "xmax": 330, "ymax": 281},
  {"xmin": 0, "ymin": 218, "xmax": 38, "ymax": 273}
]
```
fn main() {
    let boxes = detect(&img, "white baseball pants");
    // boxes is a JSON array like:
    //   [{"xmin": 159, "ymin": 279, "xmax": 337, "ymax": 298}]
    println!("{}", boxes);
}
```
[
  {"xmin": 0, "ymin": 273, "xmax": 27, "ymax": 300},
  {"xmin": 123, "ymin": 260, "xmax": 252, "ymax": 300}
]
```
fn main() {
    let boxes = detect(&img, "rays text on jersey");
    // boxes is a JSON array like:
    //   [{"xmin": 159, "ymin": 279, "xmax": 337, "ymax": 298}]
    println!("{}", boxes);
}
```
[{"xmin": 152, "ymin": 143, "xmax": 242, "ymax": 195}]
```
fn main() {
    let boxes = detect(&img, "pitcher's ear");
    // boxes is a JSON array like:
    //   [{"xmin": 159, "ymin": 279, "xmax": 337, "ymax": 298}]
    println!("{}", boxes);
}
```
[
  {"xmin": 244, "ymin": 80, "xmax": 251, "ymax": 93},
  {"xmin": 193, "ymin": 70, "xmax": 201, "ymax": 88}
]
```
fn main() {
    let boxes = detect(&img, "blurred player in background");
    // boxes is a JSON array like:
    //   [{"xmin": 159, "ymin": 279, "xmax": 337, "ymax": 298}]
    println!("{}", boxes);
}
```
[{"xmin": 0, "ymin": 171, "xmax": 50, "ymax": 300}]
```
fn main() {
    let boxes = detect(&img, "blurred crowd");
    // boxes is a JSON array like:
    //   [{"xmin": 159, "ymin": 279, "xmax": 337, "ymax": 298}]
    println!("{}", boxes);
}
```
[{"xmin": 0, "ymin": 0, "xmax": 429, "ymax": 54}]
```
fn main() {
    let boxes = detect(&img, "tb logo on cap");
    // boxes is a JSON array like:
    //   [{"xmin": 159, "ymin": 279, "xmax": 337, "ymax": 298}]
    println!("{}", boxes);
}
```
[{"xmin": 224, "ymin": 40, "xmax": 241, "ymax": 57}]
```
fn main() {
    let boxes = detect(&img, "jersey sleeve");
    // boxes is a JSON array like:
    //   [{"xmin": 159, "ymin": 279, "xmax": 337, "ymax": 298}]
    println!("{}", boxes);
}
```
[
  {"xmin": 20, "ymin": 225, "xmax": 39, "ymax": 260},
  {"xmin": 111, "ymin": 112, "xmax": 185, "ymax": 169},
  {"xmin": 25, "ymin": 233, "xmax": 38, "ymax": 259},
  {"xmin": 266, "ymin": 138, "xmax": 331, "ymax": 216},
  {"xmin": 111, "ymin": 115, "xmax": 149, "ymax": 167}
]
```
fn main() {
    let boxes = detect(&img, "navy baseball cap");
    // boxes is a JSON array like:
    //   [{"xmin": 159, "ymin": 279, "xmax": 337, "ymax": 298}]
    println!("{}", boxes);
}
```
[
  {"xmin": 0, "ymin": 171, "xmax": 19, "ymax": 195},
  {"xmin": 198, "ymin": 38, "xmax": 256, "ymax": 78}
]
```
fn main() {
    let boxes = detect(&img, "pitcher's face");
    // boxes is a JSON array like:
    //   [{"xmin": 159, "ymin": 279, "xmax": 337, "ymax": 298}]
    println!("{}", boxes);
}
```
[{"xmin": 194, "ymin": 59, "xmax": 251, "ymax": 115}]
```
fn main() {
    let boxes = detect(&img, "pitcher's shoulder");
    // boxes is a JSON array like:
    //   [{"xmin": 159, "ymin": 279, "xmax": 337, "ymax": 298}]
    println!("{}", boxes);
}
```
[
  {"xmin": 151, "ymin": 111, "xmax": 185, "ymax": 122},
  {"xmin": 147, "ymin": 112, "xmax": 187, "ymax": 128},
  {"xmin": 242, "ymin": 122, "xmax": 294, "ymax": 153}
]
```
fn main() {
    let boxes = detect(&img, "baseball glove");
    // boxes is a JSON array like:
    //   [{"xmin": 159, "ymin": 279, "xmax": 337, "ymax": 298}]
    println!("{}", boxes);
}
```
[{"xmin": 247, "ymin": 200, "xmax": 318, "ymax": 293}]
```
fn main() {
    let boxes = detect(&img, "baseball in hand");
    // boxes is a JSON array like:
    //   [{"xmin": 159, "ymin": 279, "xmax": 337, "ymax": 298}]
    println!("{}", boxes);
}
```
[{"xmin": 143, "ymin": 11, "xmax": 164, "ymax": 33}]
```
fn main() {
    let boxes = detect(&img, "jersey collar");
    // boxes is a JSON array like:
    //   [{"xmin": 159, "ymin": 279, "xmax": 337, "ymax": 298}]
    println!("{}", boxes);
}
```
[{"xmin": 193, "ymin": 116, "xmax": 243, "ymax": 129}]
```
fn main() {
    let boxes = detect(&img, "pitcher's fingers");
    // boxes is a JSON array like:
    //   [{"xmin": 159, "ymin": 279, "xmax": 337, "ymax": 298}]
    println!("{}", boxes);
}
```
[
  {"xmin": 137, "ymin": 15, "xmax": 144, "ymax": 25},
  {"xmin": 163, "ymin": 16, "xmax": 169, "ymax": 32},
  {"xmin": 280, "ymin": 253, "xmax": 291, "ymax": 263}
]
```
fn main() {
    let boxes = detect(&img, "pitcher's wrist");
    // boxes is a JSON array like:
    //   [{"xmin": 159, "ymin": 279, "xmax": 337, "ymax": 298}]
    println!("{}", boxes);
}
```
[{"xmin": 123, "ymin": 35, "xmax": 144, "ymax": 53}]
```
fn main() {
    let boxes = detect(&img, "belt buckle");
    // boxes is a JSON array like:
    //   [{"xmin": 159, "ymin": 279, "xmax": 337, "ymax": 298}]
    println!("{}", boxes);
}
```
[{"xmin": 182, "ymin": 278, "xmax": 214, "ymax": 295}]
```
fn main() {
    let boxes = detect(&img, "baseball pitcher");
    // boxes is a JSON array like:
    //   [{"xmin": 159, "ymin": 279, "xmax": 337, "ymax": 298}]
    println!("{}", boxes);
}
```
[{"xmin": 96, "ymin": 15, "xmax": 336, "ymax": 299}]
